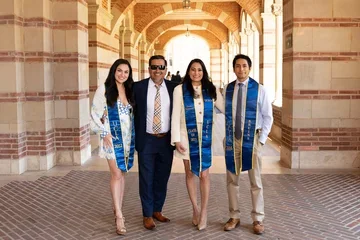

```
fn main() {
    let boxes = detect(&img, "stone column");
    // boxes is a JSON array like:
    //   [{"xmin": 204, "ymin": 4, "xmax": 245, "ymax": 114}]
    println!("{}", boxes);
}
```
[
  {"xmin": 52, "ymin": 0, "xmax": 91, "ymax": 166},
  {"xmin": 0, "ymin": 0, "xmax": 27, "ymax": 174},
  {"xmin": 123, "ymin": 29, "xmax": 139, "ymax": 80},
  {"xmin": 221, "ymin": 43, "xmax": 229, "ymax": 88},
  {"xmin": 239, "ymin": 32, "xmax": 248, "ymax": 55},
  {"xmin": 272, "ymin": 2, "xmax": 283, "ymax": 106},
  {"xmin": 259, "ymin": 12, "xmax": 276, "ymax": 101},
  {"xmin": 210, "ymin": 49, "xmax": 222, "ymax": 87},
  {"xmin": 23, "ymin": 0, "xmax": 55, "ymax": 172},
  {"xmin": 281, "ymin": 0, "xmax": 360, "ymax": 169},
  {"xmin": 138, "ymin": 40, "xmax": 148, "ymax": 80}
]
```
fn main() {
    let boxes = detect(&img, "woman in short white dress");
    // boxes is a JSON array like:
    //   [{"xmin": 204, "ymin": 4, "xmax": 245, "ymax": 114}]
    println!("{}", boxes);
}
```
[{"xmin": 91, "ymin": 59, "xmax": 134, "ymax": 235}]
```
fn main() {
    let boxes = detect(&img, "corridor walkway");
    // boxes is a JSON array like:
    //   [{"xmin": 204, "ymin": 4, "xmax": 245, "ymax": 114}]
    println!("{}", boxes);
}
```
[{"xmin": 0, "ymin": 115, "xmax": 359, "ymax": 240}]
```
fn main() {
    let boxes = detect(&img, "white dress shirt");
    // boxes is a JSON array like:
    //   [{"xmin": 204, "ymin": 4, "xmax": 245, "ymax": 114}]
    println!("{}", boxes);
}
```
[
  {"xmin": 229, "ymin": 78, "xmax": 273, "ymax": 144},
  {"xmin": 146, "ymin": 79, "xmax": 171, "ymax": 134}
]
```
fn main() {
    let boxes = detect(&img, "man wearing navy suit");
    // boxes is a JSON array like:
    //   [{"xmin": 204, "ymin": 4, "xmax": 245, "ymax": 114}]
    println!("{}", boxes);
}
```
[{"xmin": 133, "ymin": 55, "xmax": 177, "ymax": 230}]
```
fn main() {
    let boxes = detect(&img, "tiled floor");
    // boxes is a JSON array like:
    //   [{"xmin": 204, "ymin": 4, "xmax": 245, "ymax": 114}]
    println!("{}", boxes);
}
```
[
  {"xmin": 1, "ymin": 114, "xmax": 359, "ymax": 239},
  {"xmin": 0, "ymin": 170, "xmax": 359, "ymax": 240}
]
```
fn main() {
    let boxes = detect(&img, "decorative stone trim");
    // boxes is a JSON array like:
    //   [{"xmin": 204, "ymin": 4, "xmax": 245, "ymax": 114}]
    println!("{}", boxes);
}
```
[
  {"xmin": 282, "ymin": 126, "xmax": 360, "ymax": 151},
  {"xmin": 283, "ymin": 52, "xmax": 360, "ymax": 62},
  {"xmin": 0, "ymin": 90, "xmax": 89, "ymax": 102},
  {"xmin": 283, "ymin": 89, "xmax": 360, "ymax": 100}
]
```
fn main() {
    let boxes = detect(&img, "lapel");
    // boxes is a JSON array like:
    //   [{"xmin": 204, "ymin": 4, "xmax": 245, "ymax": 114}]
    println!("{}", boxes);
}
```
[{"xmin": 142, "ymin": 78, "xmax": 150, "ymax": 115}]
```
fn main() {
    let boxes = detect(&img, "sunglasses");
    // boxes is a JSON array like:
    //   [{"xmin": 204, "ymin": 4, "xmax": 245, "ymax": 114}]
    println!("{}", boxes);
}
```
[{"xmin": 149, "ymin": 65, "xmax": 166, "ymax": 70}]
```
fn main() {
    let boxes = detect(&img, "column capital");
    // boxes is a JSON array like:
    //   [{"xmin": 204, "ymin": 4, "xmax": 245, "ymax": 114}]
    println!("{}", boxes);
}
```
[
  {"xmin": 271, "ymin": 3, "xmax": 283, "ymax": 16},
  {"xmin": 244, "ymin": 27, "xmax": 253, "ymax": 36}
]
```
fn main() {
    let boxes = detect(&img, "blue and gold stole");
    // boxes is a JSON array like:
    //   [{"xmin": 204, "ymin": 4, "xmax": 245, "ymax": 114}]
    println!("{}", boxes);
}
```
[
  {"xmin": 225, "ymin": 78, "xmax": 259, "ymax": 175},
  {"xmin": 107, "ymin": 102, "xmax": 135, "ymax": 172},
  {"xmin": 183, "ymin": 84, "xmax": 213, "ymax": 176}
]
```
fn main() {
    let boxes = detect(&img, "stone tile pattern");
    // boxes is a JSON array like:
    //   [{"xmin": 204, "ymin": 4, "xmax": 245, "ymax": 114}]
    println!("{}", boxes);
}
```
[{"xmin": 0, "ymin": 171, "xmax": 359, "ymax": 240}]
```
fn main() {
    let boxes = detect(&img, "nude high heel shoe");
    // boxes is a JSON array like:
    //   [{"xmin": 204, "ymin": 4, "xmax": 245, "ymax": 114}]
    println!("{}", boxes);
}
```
[{"xmin": 115, "ymin": 217, "xmax": 126, "ymax": 235}]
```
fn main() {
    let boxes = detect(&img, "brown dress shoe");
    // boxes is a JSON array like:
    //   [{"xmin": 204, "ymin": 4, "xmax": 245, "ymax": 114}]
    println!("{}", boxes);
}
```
[
  {"xmin": 224, "ymin": 218, "xmax": 240, "ymax": 231},
  {"xmin": 153, "ymin": 212, "xmax": 170, "ymax": 222},
  {"xmin": 253, "ymin": 221, "xmax": 264, "ymax": 235},
  {"xmin": 143, "ymin": 217, "xmax": 156, "ymax": 230}
]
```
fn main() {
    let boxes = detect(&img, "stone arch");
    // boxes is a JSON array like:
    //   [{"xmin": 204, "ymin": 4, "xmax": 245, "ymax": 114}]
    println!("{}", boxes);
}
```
[
  {"xmin": 133, "ymin": 2, "xmax": 240, "ymax": 34},
  {"xmin": 154, "ymin": 30, "xmax": 221, "ymax": 51},
  {"xmin": 110, "ymin": 0, "xmax": 135, "ymax": 36},
  {"xmin": 146, "ymin": 20, "xmax": 228, "ymax": 45},
  {"xmin": 111, "ymin": 0, "xmax": 263, "ymax": 35},
  {"xmin": 236, "ymin": 0, "xmax": 262, "ymax": 32}
]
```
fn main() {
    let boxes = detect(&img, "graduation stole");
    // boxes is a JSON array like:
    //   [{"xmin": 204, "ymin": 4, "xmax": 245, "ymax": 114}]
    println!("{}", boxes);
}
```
[
  {"xmin": 225, "ymin": 78, "xmax": 259, "ymax": 175},
  {"xmin": 182, "ymin": 84, "xmax": 213, "ymax": 176},
  {"xmin": 107, "ymin": 101, "xmax": 135, "ymax": 172}
]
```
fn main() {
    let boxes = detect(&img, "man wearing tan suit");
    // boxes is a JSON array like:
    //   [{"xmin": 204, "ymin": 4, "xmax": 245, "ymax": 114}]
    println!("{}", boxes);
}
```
[{"xmin": 223, "ymin": 54, "xmax": 273, "ymax": 235}]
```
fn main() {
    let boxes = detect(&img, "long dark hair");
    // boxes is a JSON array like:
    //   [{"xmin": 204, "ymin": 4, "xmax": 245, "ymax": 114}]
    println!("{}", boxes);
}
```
[
  {"xmin": 104, "ymin": 59, "xmax": 134, "ymax": 107},
  {"xmin": 183, "ymin": 58, "xmax": 216, "ymax": 100}
]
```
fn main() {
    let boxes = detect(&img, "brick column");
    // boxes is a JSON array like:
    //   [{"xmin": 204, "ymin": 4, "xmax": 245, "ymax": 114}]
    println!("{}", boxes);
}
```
[
  {"xmin": 23, "ymin": 0, "xmax": 55, "ymax": 171},
  {"xmin": 139, "ymin": 40, "xmax": 148, "ymax": 80},
  {"xmin": 239, "ymin": 32, "xmax": 248, "ymax": 55},
  {"xmin": 0, "ymin": 1, "xmax": 26, "ymax": 174},
  {"xmin": 53, "ymin": 0, "xmax": 91, "ymax": 166},
  {"xmin": 259, "ymin": 12, "xmax": 276, "ymax": 101},
  {"xmin": 88, "ymin": 2, "xmax": 117, "ymax": 151},
  {"xmin": 281, "ymin": 0, "xmax": 360, "ymax": 169},
  {"xmin": 210, "ymin": 49, "xmax": 222, "ymax": 87},
  {"xmin": 123, "ymin": 30, "xmax": 139, "ymax": 80},
  {"xmin": 221, "ymin": 43, "xmax": 229, "ymax": 88}
]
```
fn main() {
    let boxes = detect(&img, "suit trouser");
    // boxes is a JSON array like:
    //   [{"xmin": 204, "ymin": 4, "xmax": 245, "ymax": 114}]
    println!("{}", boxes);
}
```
[
  {"xmin": 226, "ymin": 135, "xmax": 264, "ymax": 222},
  {"xmin": 138, "ymin": 133, "xmax": 174, "ymax": 217}
]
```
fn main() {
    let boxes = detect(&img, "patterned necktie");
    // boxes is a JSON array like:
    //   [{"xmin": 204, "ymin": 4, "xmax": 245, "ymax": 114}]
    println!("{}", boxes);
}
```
[
  {"xmin": 153, "ymin": 85, "xmax": 162, "ymax": 134},
  {"xmin": 235, "ymin": 83, "xmax": 243, "ymax": 139}
]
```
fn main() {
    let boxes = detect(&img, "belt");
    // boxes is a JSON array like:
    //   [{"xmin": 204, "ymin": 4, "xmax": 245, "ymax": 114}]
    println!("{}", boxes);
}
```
[{"xmin": 148, "ymin": 133, "xmax": 167, "ymax": 138}]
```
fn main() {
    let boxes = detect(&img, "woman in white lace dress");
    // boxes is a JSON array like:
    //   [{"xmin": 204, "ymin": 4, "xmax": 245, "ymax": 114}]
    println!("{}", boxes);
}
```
[{"xmin": 90, "ymin": 59, "xmax": 134, "ymax": 235}]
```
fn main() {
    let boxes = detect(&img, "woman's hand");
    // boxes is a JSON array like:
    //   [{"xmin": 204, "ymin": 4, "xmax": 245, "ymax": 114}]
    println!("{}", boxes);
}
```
[
  {"xmin": 103, "ymin": 133, "xmax": 113, "ymax": 149},
  {"xmin": 175, "ymin": 142, "xmax": 187, "ymax": 154}
]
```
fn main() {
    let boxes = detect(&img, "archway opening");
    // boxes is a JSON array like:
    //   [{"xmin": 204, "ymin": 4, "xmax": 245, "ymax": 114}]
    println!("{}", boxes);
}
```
[{"xmin": 164, "ymin": 35, "xmax": 210, "ymax": 79}]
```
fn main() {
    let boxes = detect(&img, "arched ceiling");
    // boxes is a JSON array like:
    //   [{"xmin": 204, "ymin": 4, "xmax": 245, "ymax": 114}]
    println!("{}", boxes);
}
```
[
  {"xmin": 110, "ymin": 0, "xmax": 263, "ymax": 44},
  {"xmin": 146, "ymin": 20, "xmax": 228, "ymax": 44},
  {"xmin": 154, "ymin": 30, "xmax": 221, "ymax": 50}
]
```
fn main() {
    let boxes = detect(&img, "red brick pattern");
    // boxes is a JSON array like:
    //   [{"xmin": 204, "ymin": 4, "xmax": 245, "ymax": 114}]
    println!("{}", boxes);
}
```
[
  {"xmin": 88, "ymin": 23, "xmax": 111, "ymax": 35},
  {"xmin": 284, "ymin": 18, "xmax": 360, "ymax": 31},
  {"xmin": 0, "ymin": 125, "xmax": 90, "ymax": 160},
  {"xmin": 0, "ymin": 15, "xmax": 88, "ymax": 32},
  {"xmin": 27, "ymin": 130, "xmax": 55, "ymax": 156},
  {"xmin": 0, "ymin": 51, "xmax": 88, "ymax": 63},
  {"xmin": 54, "ymin": 0, "xmax": 87, "ymax": 7},
  {"xmin": 55, "ymin": 125, "xmax": 90, "ymax": 152},
  {"xmin": 0, "ymin": 171, "xmax": 358, "ymax": 239},
  {"xmin": 134, "ymin": 2, "xmax": 239, "ymax": 33},
  {"xmin": 89, "ymin": 41, "xmax": 118, "ymax": 53},
  {"xmin": 0, "ymin": 90, "xmax": 89, "ymax": 102},
  {"xmin": 0, "ymin": 133, "xmax": 26, "ymax": 160},
  {"xmin": 272, "ymin": 105, "xmax": 282, "ymax": 128},
  {"xmin": 282, "ymin": 126, "xmax": 360, "ymax": 151},
  {"xmin": 102, "ymin": 0, "xmax": 108, "ymax": 9},
  {"xmin": 89, "ymin": 62, "xmax": 112, "ymax": 69},
  {"xmin": 283, "ymin": 89, "xmax": 360, "ymax": 100},
  {"xmin": 283, "ymin": 52, "xmax": 360, "ymax": 62}
]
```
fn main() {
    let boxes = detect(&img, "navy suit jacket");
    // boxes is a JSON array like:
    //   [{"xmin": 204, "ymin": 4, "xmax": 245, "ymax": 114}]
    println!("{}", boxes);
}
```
[{"xmin": 133, "ymin": 78, "xmax": 178, "ymax": 152}]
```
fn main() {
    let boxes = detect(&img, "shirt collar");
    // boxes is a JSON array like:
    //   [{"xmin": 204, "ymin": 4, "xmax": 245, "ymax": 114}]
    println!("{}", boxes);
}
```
[
  {"xmin": 149, "ymin": 78, "xmax": 165, "ymax": 88},
  {"xmin": 236, "ymin": 77, "xmax": 249, "ymax": 85}
]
